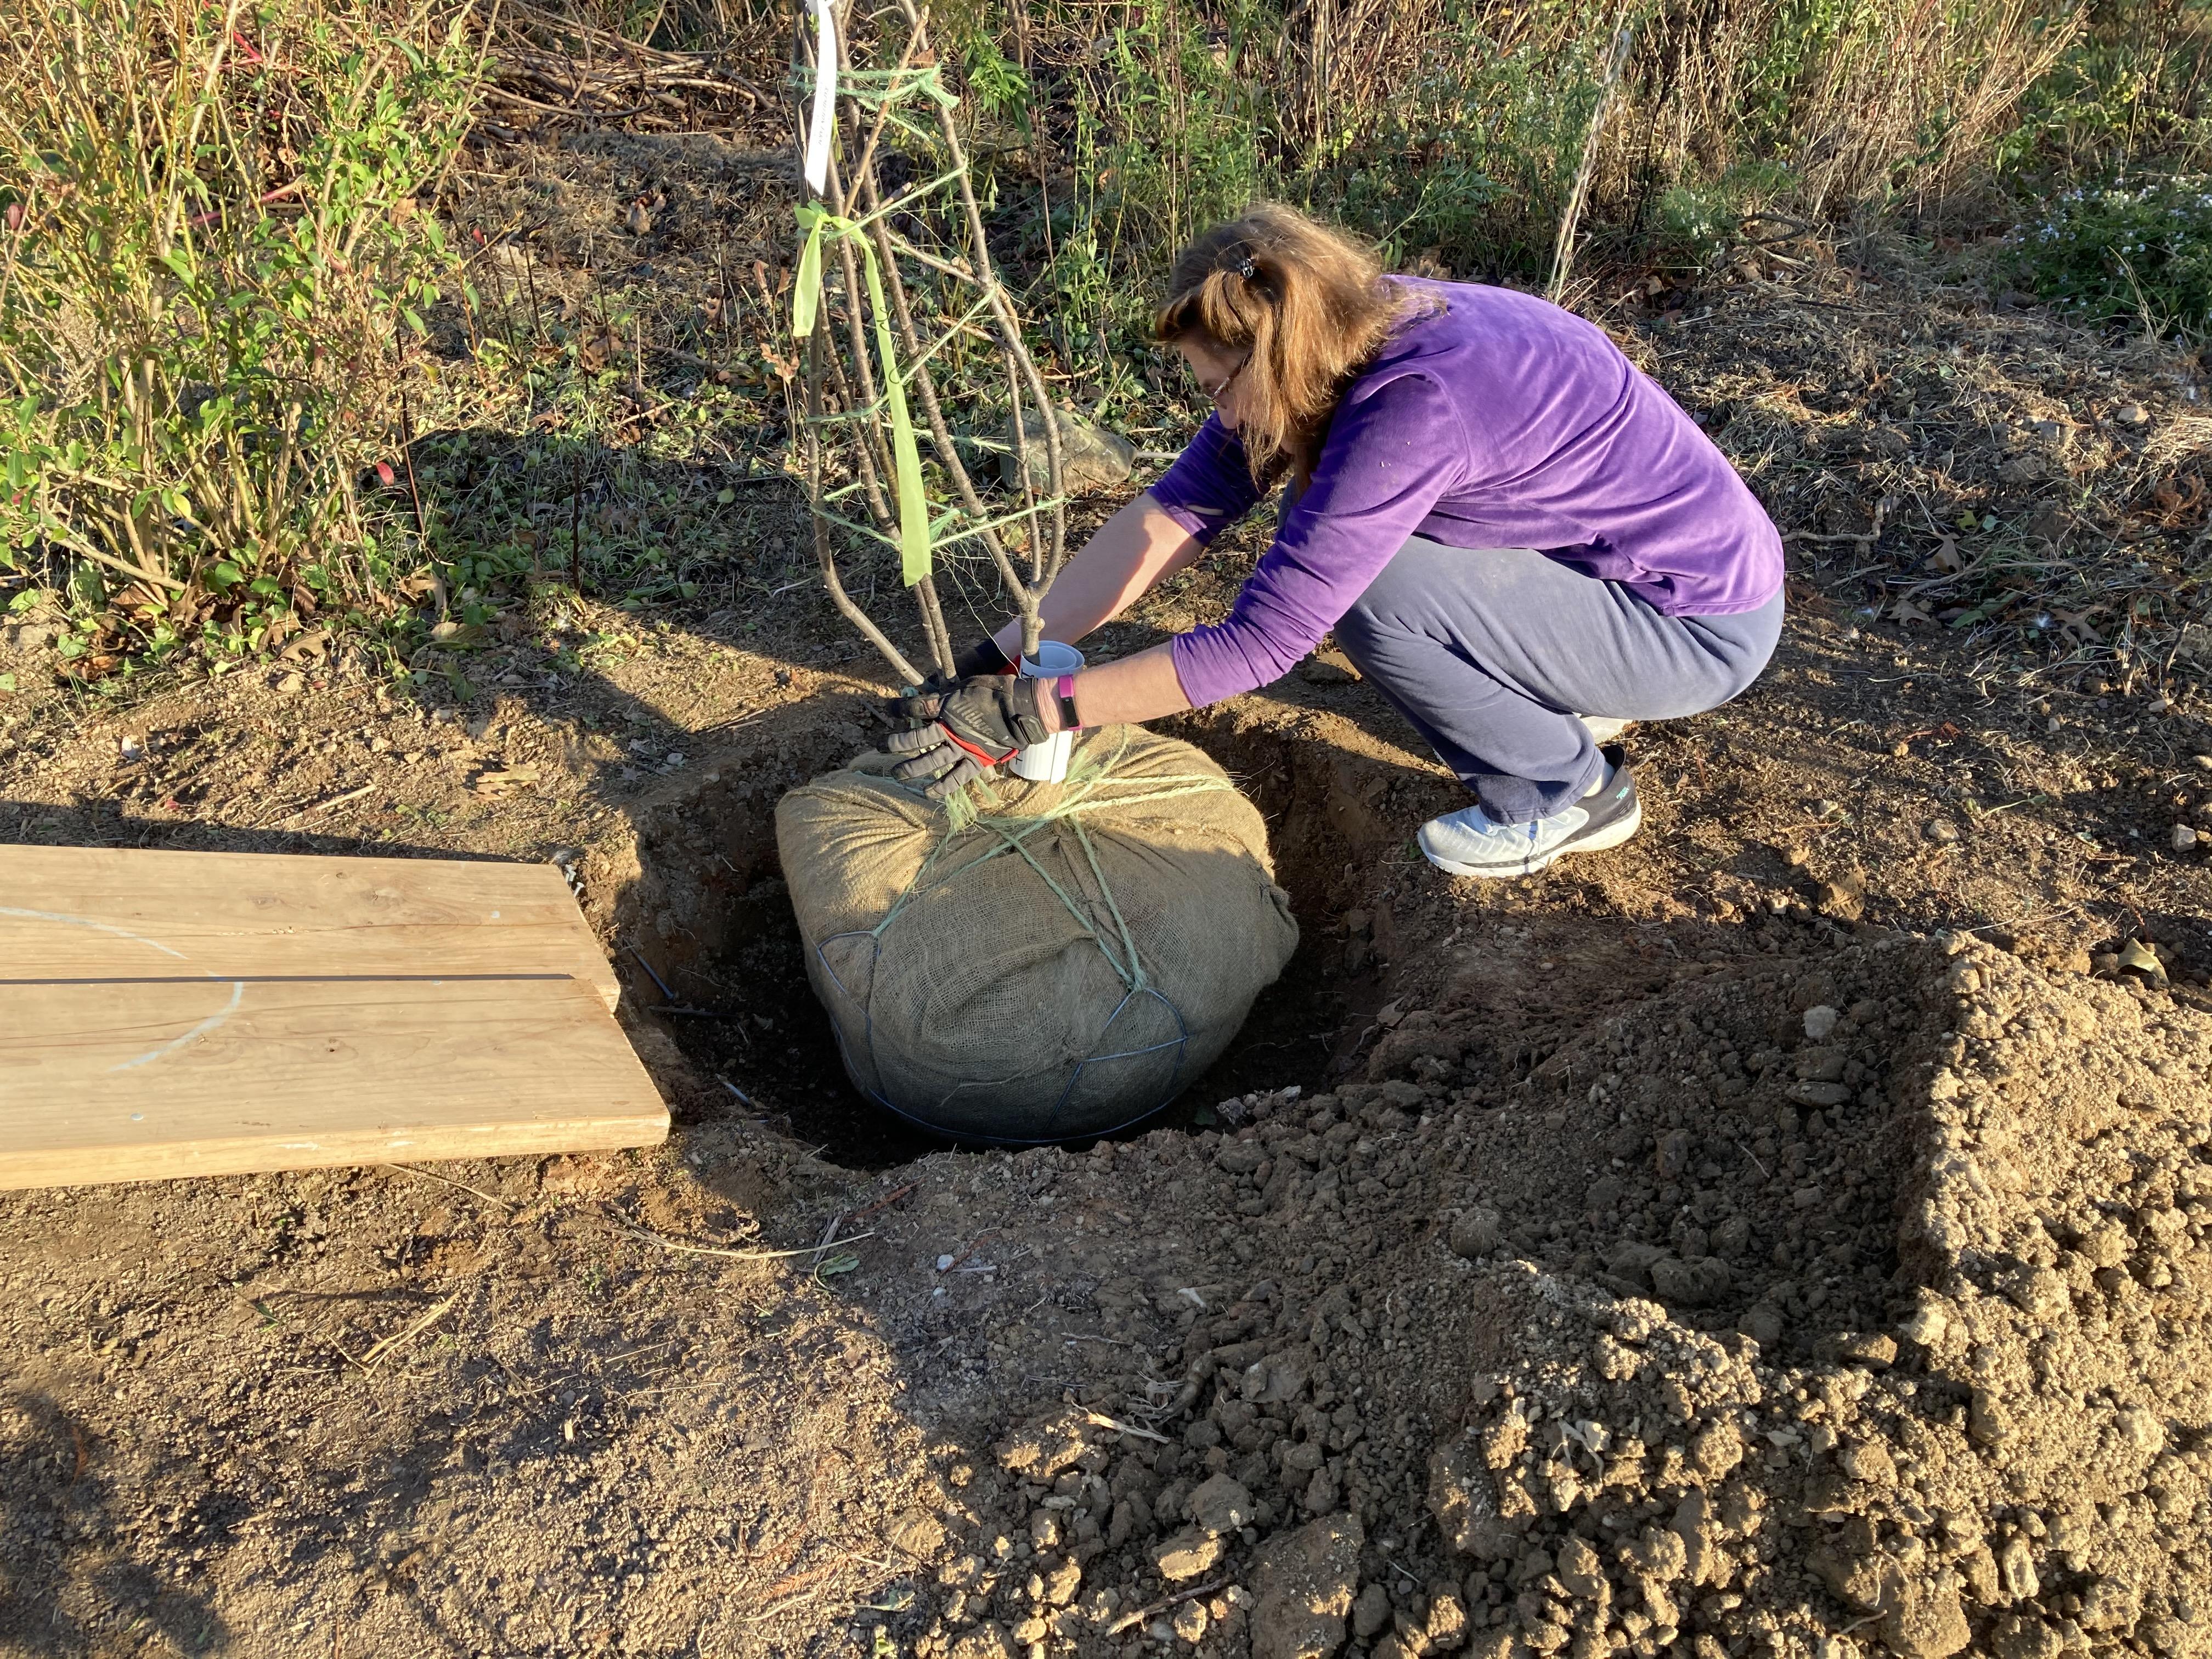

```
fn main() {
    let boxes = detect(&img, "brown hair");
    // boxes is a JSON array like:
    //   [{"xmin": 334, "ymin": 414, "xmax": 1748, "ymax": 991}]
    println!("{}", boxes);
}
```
[{"xmin": 1153, "ymin": 203, "xmax": 1410, "ymax": 484}]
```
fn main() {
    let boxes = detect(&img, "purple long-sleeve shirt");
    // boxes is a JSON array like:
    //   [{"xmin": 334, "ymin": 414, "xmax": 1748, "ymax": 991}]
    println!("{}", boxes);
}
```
[{"xmin": 1152, "ymin": 279, "xmax": 1784, "ymax": 707}]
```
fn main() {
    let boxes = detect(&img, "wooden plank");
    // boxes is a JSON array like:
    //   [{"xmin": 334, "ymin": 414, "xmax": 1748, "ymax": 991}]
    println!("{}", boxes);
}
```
[
  {"xmin": 0, "ymin": 845, "xmax": 620, "ymax": 1012},
  {"xmin": 0, "ymin": 977, "xmax": 667, "ymax": 1189}
]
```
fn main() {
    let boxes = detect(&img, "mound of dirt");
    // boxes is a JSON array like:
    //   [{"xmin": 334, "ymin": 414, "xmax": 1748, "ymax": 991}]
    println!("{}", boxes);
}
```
[{"xmin": 868, "ymin": 934, "xmax": 2210, "ymax": 1659}]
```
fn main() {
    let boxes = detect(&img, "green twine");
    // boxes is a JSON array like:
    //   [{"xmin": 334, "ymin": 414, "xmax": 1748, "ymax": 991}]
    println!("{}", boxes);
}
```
[{"xmin": 867, "ymin": 730, "xmax": 1237, "ymax": 995}]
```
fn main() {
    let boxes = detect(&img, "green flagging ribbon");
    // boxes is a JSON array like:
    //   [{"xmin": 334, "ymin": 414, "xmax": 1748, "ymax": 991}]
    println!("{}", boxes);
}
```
[
  {"xmin": 793, "ymin": 200, "xmax": 932, "ymax": 586},
  {"xmin": 867, "ymin": 730, "xmax": 1238, "ymax": 995}
]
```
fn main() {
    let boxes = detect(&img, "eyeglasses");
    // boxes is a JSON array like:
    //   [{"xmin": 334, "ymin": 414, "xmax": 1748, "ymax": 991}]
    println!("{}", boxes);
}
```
[{"xmin": 1193, "ymin": 354, "xmax": 1250, "ymax": 407}]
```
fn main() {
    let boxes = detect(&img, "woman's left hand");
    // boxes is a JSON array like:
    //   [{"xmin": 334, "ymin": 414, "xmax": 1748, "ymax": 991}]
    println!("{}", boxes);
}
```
[{"xmin": 882, "ymin": 675, "xmax": 1053, "ymax": 798}]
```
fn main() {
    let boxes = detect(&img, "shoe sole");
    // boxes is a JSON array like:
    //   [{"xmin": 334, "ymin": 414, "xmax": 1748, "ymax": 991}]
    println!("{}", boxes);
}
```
[{"xmin": 1421, "ymin": 797, "xmax": 1644, "ymax": 880}]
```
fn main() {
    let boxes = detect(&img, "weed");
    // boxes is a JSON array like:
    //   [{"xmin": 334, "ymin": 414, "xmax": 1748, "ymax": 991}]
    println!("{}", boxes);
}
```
[
  {"xmin": 2005, "ymin": 174, "xmax": 2212, "ymax": 335},
  {"xmin": 0, "ymin": 0, "xmax": 484, "ymax": 668}
]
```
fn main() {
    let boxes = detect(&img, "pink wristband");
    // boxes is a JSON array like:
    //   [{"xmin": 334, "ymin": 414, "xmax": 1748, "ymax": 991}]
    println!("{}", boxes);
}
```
[{"xmin": 1056, "ymin": 673, "xmax": 1082, "ymax": 732}]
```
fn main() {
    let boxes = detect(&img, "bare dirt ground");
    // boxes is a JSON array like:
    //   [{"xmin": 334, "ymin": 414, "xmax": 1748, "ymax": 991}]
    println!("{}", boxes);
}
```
[{"xmin": 7, "ymin": 134, "xmax": 2212, "ymax": 1659}]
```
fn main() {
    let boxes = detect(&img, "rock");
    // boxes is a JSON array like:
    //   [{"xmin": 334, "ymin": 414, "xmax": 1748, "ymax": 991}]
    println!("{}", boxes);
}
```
[
  {"xmin": 2175, "ymin": 823, "xmax": 2200, "ymax": 852},
  {"xmin": 1881, "ymin": 1577, "xmax": 1972, "ymax": 1658},
  {"xmin": 1737, "ymin": 1304, "xmax": 1785, "ymax": 1346},
  {"xmin": 1172, "ymin": 1598, "xmax": 1209, "ymax": 1642},
  {"xmin": 947, "ymin": 1623, "xmax": 1020, "ymax": 1659},
  {"xmin": 2116, "ymin": 1407, "xmax": 2165, "ymax": 1455},
  {"xmin": 1648, "ymin": 1254, "xmax": 1732, "ymax": 1306},
  {"xmin": 1151, "ymin": 1528, "xmax": 1226, "ymax": 1582},
  {"xmin": 1840, "ymin": 1440, "xmax": 1897, "ymax": 1485},
  {"xmin": 1996, "ymin": 1534, "xmax": 2039, "ymax": 1601},
  {"xmin": 1835, "ymin": 1331, "xmax": 1897, "ymax": 1369},
  {"xmin": 1898, "ymin": 1301, "xmax": 1949, "ymax": 1347},
  {"xmin": 1000, "ymin": 405, "xmax": 1136, "ymax": 494},
  {"xmin": 1655, "ymin": 1129, "xmax": 1694, "ymax": 1179},
  {"xmin": 1968, "ymin": 1387, "xmax": 2014, "ymax": 1447},
  {"xmin": 1428, "ymin": 1437, "xmax": 1511, "ymax": 1560},
  {"xmin": 1802, "ymin": 1004, "xmax": 1841, "ymax": 1040},
  {"xmin": 1188, "ymin": 1472, "xmax": 1255, "ymax": 1536},
  {"xmin": 1556, "ymin": 1534, "xmax": 1607, "ymax": 1599},
  {"xmin": 1788, "ymin": 1080, "xmax": 1853, "ymax": 1108},
  {"xmin": 1251, "ymin": 1512, "xmax": 1363, "ymax": 1659},
  {"xmin": 1623, "ymin": 1525, "xmax": 1689, "ymax": 1582},
  {"xmin": 1606, "ymin": 1240, "xmax": 1668, "ymax": 1288},
  {"xmin": 1449, "ymin": 1206, "xmax": 1503, "ymax": 1259},
  {"xmin": 1242, "ymin": 1350, "xmax": 1312, "ymax": 1404},
  {"xmin": 2116, "ymin": 402, "xmax": 2150, "ymax": 426},
  {"xmin": 996, "ymin": 1409, "xmax": 1090, "ymax": 1477},
  {"xmin": 2004, "ymin": 1265, "xmax": 2069, "ymax": 1322},
  {"xmin": 1989, "ymin": 1612, "xmax": 2063, "ymax": 1659},
  {"xmin": 1922, "ymin": 817, "xmax": 1961, "ymax": 844},
  {"xmin": 1352, "ymin": 1582, "xmax": 1393, "ymax": 1638},
  {"xmin": 1421, "ymin": 1585, "xmax": 1470, "ymax": 1650}
]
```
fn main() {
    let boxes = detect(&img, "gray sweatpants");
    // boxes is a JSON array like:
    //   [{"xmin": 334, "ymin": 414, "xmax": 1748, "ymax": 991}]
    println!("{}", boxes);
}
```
[{"xmin": 1333, "ymin": 539, "xmax": 1783, "ymax": 823}]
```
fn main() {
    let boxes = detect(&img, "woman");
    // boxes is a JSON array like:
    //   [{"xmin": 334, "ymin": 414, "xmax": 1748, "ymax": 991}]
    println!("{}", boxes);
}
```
[{"xmin": 888, "ymin": 204, "xmax": 1783, "ymax": 879}]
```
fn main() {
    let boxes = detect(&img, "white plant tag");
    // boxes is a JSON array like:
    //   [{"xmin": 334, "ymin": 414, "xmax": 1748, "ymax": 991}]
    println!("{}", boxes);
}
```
[{"xmin": 803, "ymin": 0, "xmax": 838, "ymax": 197}]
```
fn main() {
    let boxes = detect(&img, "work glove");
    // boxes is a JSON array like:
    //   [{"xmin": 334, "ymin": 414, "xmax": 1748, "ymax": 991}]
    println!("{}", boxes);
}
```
[
  {"xmin": 892, "ymin": 637, "xmax": 1018, "ymax": 734},
  {"xmin": 882, "ymin": 673, "xmax": 1053, "ymax": 799}
]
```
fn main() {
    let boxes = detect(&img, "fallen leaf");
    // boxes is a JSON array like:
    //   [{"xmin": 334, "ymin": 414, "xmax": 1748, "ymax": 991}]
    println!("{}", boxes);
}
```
[
  {"xmin": 1889, "ymin": 599, "xmax": 1933, "ymax": 625},
  {"xmin": 2117, "ymin": 939, "xmax": 2168, "ymax": 983},
  {"xmin": 2050, "ymin": 607, "xmax": 2104, "ymax": 645}
]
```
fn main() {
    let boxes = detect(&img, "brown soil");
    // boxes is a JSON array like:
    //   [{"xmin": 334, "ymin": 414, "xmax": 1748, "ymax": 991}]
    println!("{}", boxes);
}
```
[{"xmin": 8, "ymin": 208, "xmax": 2212, "ymax": 1657}]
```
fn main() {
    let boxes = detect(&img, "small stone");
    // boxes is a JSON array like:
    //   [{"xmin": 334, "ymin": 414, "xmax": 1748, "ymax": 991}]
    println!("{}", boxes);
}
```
[
  {"xmin": 1802, "ymin": 1004, "xmax": 1840, "ymax": 1040},
  {"xmin": 2195, "ymin": 754, "xmax": 2212, "ymax": 771},
  {"xmin": 1882, "ymin": 1577, "xmax": 1972, "ymax": 1658},
  {"xmin": 1250, "ymin": 1513, "xmax": 1362, "ymax": 1659},
  {"xmin": 1899, "ymin": 1301, "xmax": 1949, "ymax": 1346},
  {"xmin": 1188, "ymin": 1473, "xmax": 1255, "ymax": 1536},
  {"xmin": 1922, "ymin": 816, "xmax": 1961, "ymax": 843},
  {"xmin": 1648, "ymin": 1254, "xmax": 1732, "ymax": 1307},
  {"xmin": 1737, "ymin": 1304, "xmax": 1785, "ymax": 1346},
  {"xmin": 1352, "ymin": 1582, "xmax": 1392, "ymax": 1639},
  {"xmin": 1172, "ymin": 1598, "xmax": 1209, "ymax": 1643},
  {"xmin": 2116, "ymin": 403, "xmax": 2150, "ymax": 426},
  {"xmin": 1150, "ymin": 1528, "xmax": 1224, "ymax": 1582},
  {"xmin": 947, "ymin": 1624, "xmax": 1020, "ymax": 1659},
  {"xmin": 1840, "ymin": 1440, "xmax": 1896, "ymax": 1485},
  {"xmin": 275, "ymin": 671, "xmax": 305, "ymax": 697},
  {"xmin": 1556, "ymin": 1534, "xmax": 1607, "ymax": 1599},
  {"xmin": 2174, "ymin": 823, "xmax": 2199, "ymax": 852},
  {"xmin": 1625, "ymin": 1525, "xmax": 1689, "ymax": 1582},
  {"xmin": 1448, "ymin": 1206, "xmax": 1503, "ymax": 1259}
]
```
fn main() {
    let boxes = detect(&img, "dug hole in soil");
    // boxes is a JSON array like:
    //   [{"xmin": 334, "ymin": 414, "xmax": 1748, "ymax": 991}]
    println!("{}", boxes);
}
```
[
  {"xmin": 600, "ymin": 698, "xmax": 2212, "ymax": 1659},
  {"xmin": 5, "ymin": 639, "xmax": 2211, "ymax": 1659}
]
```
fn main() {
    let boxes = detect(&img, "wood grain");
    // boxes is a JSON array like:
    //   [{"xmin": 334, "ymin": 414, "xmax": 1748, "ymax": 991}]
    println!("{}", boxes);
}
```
[
  {"xmin": 0, "ymin": 845, "xmax": 619, "ymax": 1011},
  {"xmin": 0, "ymin": 977, "xmax": 667, "ymax": 1189},
  {"xmin": 0, "ymin": 846, "xmax": 665, "ymax": 1189}
]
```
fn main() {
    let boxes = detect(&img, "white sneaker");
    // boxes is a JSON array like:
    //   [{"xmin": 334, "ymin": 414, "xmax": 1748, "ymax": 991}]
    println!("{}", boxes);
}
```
[{"xmin": 1418, "ymin": 747, "xmax": 1643, "ymax": 879}]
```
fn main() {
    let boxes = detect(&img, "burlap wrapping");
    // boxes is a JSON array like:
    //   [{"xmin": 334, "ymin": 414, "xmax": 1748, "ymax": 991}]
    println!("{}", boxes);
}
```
[{"xmin": 775, "ymin": 725, "xmax": 1299, "ymax": 1142}]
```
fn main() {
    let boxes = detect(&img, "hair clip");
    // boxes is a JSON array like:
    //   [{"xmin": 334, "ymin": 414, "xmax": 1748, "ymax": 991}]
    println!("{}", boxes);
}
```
[{"xmin": 1235, "ymin": 256, "xmax": 1257, "ymax": 279}]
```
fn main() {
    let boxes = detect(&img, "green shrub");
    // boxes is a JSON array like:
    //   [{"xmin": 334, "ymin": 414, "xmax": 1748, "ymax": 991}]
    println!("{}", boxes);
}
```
[
  {"xmin": 0, "ymin": 0, "xmax": 482, "ymax": 659},
  {"xmin": 2006, "ymin": 174, "xmax": 2212, "ymax": 334}
]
